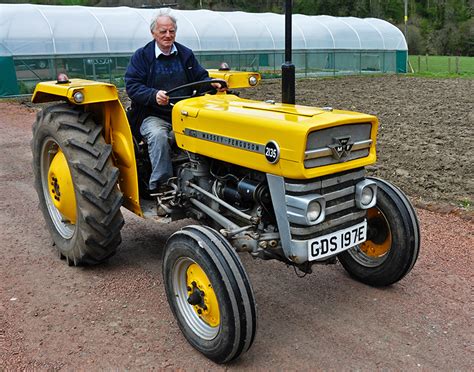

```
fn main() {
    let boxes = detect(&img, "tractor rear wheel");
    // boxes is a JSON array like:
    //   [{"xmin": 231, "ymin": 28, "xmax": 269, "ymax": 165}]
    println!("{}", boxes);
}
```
[
  {"xmin": 32, "ymin": 104, "xmax": 124, "ymax": 265},
  {"xmin": 338, "ymin": 178, "xmax": 420, "ymax": 286},
  {"xmin": 163, "ymin": 225, "xmax": 257, "ymax": 363}
]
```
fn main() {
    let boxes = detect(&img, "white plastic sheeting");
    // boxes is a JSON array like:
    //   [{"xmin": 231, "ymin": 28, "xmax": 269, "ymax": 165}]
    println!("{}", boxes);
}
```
[{"xmin": 0, "ymin": 4, "xmax": 407, "ymax": 57}]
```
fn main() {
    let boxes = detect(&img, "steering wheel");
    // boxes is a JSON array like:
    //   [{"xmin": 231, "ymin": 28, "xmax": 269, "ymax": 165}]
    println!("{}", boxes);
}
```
[{"xmin": 165, "ymin": 79, "xmax": 228, "ymax": 101}]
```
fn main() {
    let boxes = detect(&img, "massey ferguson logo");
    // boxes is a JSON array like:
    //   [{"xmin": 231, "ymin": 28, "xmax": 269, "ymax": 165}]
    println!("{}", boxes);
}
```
[{"xmin": 328, "ymin": 136, "xmax": 354, "ymax": 161}]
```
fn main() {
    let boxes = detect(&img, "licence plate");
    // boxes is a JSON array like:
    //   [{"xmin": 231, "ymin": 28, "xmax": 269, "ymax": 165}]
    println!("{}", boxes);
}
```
[{"xmin": 308, "ymin": 220, "xmax": 367, "ymax": 261}]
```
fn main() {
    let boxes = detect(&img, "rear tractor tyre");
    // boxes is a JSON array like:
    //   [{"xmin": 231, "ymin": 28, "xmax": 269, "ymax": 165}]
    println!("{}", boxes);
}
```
[
  {"xmin": 163, "ymin": 225, "xmax": 257, "ymax": 363},
  {"xmin": 338, "ymin": 178, "xmax": 420, "ymax": 286},
  {"xmin": 31, "ymin": 104, "xmax": 124, "ymax": 265}
]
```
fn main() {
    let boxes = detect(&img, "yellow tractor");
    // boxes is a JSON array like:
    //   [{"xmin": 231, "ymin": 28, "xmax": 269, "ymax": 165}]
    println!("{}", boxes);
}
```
[
  {"xmin": 30, "ymin": 5, "xmax": 418, "ymax": 363},
  {"xmin": 31, "ymin": 70, "xmax": 419, "ymax": 363}
]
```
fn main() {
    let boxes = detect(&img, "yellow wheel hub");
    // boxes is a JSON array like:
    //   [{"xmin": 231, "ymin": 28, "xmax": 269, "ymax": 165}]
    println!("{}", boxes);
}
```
[
  {"xmin": 186, "ymin": 263, "xmax": 220, "ymax": 327},
  {"xmin": 48, "ymin": 149, "xmax": 77, "ymax": 224},
  {"xmin": 360, "ymin": 208, "xmax": 391, "ymax": 257}
]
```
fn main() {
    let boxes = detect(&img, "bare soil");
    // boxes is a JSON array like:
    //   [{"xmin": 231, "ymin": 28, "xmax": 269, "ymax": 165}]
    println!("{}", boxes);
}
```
[{"xmin": 1, "ymin": 76, "xmax": 473, "ymax": 370}]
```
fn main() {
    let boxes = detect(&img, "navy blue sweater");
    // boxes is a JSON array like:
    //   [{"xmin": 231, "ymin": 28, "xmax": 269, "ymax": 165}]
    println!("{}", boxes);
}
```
[{"xmin": 125, "ymin": 40, "xmax": 209, "ymax": 124}]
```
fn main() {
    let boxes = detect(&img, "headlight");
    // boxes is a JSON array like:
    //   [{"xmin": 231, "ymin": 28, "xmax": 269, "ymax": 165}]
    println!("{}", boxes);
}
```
[
  {"xmin": 73, "ymin": 91, "xmax": 84, "ymax": 104},
  {"xmin": 360, "ymin": 187, "xmax": 374, "ymax": 206},
  {"xmin": 248, "ymin": 76, "xmax": 258, "ymax": 86},
  {"xmin": 355, "ymin": 179, "xmax": 377, "ymax": 209},
  {"xmin": 307, "ymin": 200, "xmax": 322, "ymax": 222},
  {"xmin": 286, "ymin": 194, "xmax": 326, "ymax": 226}
]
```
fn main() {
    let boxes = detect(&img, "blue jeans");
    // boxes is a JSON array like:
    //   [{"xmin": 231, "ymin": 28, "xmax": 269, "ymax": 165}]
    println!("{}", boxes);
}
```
[{"xmin": 140, "ymin": 116, "xmax": 175, "ymax": 190}]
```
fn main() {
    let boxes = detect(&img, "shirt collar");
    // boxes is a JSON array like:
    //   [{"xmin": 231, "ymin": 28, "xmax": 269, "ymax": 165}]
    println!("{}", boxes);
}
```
[{"xmin": 155, "ymin": 42, "xmax": 178, "ymax": 58}]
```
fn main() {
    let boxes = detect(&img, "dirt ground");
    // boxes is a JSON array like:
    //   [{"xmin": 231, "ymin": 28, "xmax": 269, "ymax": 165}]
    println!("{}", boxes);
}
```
[{"xmin": 1, "ymin": 76, "xmax": 473, "ymax": 370}]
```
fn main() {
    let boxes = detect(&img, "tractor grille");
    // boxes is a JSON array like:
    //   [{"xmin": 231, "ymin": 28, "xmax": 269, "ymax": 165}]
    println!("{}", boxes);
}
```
[
  {"xmin": 304, "ymin": 123, "xmax": 372, "ymax": 168},
  {"xmin": 285, "ymin": 168, "xmax": 367, "ymax": 240}
]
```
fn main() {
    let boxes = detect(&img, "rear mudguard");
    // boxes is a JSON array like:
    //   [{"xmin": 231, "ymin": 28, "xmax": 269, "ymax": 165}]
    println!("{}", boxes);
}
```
[{"xmin": 32, "ymin": 79, "xmax": 142, "ymax": 216}]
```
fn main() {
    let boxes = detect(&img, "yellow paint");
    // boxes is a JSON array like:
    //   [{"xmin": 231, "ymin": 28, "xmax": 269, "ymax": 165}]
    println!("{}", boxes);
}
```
[
  {"xmin": 360, "ymin": 208, "xmax": 392, "ymax": 257},
  {"xmin": 186, "ymin": 263, "xmax": 220, "ymax": 327},
  {"xmin": 173, "ymin": 94, "xmax": 378, "ymax": 179},
  {"xmin": 48, "ymin": 149, "xmax": 77, "ymax": 224},
  {"xmin": 33, "ymin": 76, "xmax": 379, "ymax": 215},
  {"xmin": 208, "ymin": 70, "xmax": 261, "ymax": 88},
  {"xmin": 32, "ymin": 79, "xmax": 119, "ymax": 104},
  {"xmin": 32, "ymin": 79, "xmax": 142, "ymax": 217}
]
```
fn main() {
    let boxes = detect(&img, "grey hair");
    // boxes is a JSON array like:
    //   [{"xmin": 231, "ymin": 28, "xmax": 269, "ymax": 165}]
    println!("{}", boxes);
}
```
[{"xmin": 150, "ymin": 10, "xmax": 178, "ymax": 32}]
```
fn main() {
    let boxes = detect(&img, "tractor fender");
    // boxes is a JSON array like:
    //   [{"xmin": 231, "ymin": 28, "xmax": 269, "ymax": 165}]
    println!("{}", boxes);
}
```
[{"xmin": 32, "ymin": 79, "xmax": 142, "ymax": 216}]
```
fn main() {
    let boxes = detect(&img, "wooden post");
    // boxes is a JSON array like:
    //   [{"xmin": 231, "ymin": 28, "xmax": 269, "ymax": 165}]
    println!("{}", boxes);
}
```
[
  {"xmin": 425, "ymin": 54, "xmax": 428, "ymax": 72},
  {"xmin": 456, "ymin": 56, "xmax": 459, "ymax": 74},
  {"xmin": 418, "ymin": 55, "xmax": 421, "ymax": 72},
  {"xmin": 448, "ymin": 57, "xmax": 451, "ymax": 74}
]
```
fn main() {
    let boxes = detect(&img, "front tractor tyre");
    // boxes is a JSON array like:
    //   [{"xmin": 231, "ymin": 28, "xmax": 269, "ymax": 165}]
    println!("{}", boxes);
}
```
[
  {"xmin": 32, "ymin": 104, "xmax": 124, "ymax": 265},
  {"xmin": 338, "ymin": 178, "xmax": 420, "ymax": 286},
  {"xmin": 163, "ymin": 226, "xmax": 257, "ymax": 364}
]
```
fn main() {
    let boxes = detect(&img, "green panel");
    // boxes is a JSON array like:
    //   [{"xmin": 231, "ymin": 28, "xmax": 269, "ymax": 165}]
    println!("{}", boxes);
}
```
[
  {"xmin": 383, "ymin": 51, "xmax": 396, "ymax": 72},
  {"xmin": 361, "ymin": 53, "xmax": 382, "ymax": 72},
  {"xmin": 304, "ymin": 51, "xmax": 335, "ymax": 76},
  {"xmin": 259, "ymin": 54, "xmax": 269, "ymax": 66},
  {"xmin": 0, "ymin": 56, "xmax": 19, "ymax": 96},
  {"xmin": 396, "ymin": 51, "xmax": 407, "ymax": 73},
  {"xmin": 334, "ymin": 51, "xmax": 360, "ymax": 75}
]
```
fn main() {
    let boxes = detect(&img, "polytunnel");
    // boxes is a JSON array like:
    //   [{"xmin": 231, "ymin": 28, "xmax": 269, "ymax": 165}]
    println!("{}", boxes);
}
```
[{"xmin": 0, "ymin": 4, "xmax": 407, "ymax": 96}]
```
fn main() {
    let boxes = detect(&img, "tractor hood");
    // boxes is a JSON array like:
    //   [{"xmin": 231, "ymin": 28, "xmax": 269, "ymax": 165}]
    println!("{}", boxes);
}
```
[
  {"xmin": 172, "ymin": 94, "xmax": 378, "ymax": 179},
  {"xmin": 239, "ymin": 101, "xmax": 326, "ymax": 117}
]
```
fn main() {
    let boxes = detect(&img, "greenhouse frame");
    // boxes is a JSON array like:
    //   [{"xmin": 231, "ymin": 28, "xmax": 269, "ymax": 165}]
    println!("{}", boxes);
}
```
[{"xmin": 0, "ymin": 4, "xmax": 408, "ymax": 96}]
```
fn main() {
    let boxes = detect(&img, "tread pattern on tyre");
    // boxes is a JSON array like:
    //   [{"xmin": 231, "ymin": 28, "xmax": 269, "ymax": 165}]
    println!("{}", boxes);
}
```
[
  {"xmin": 185, "ymin": 225, "xmax": 257, "ymax": 361},
  {"xmin": 32, "ymin": 103, "xmax": 124, "ymax": 265},
  {"xmin": 368, "ymin": 177, "xmax": 421, "ymax": 274},
  {"xmin": 199, "ymin": 226, "xmax": 258, "ymax": 354},
  {"xmin": 164, "ymin": 225, "xmax": 257, "ymax": 364},
  {"xmin": 338, "ymin": 178, "xmax": 420, "ymax": 286}
]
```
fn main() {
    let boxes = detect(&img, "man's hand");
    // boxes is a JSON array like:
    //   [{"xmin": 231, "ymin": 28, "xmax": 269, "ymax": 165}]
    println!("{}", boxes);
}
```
[
  {"xmin": 211, "ymin": 82, "xmax": 227, "ymax": 92},
  {"xmin": 156, "ymin": 90, "xmax": 169, "ymax": 106}
]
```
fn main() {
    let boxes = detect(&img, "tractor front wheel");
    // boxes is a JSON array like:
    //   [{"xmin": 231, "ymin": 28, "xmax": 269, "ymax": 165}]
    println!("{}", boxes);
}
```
[
  {"xmin": 338, "ymin": 178, "xmax": 420, "ymax": 286},
  {"xmin": 32, "ymin": 104, "xmax": 124, "ymax": 265},
  {"xmin": 163, "ymin": 225, "xmax": 257, "ymax": 363}
]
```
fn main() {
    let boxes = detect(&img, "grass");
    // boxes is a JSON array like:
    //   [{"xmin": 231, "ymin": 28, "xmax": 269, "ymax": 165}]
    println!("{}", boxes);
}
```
[
  {"xmin": 408, "ymin": 55, "xmax": 474, "ymax": 78},
  {"xmin": 459, "ymin": 198, "xmax": 472, "ymax": 211}
]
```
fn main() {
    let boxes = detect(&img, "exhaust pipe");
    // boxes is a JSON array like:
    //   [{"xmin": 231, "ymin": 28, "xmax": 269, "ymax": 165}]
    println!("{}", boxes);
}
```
[{"xmin": 282, "ymin": 0, "xmax": 295, "ymax": 104}]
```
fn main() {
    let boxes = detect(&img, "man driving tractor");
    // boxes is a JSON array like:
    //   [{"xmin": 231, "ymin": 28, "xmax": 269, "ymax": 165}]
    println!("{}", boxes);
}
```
[{"xmin": 125, "ymin": 11, "xmax": 224, "ymax": 195}]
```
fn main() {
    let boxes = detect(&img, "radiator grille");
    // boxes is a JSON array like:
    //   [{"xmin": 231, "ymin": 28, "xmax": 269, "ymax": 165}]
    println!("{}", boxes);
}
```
[
  {"xmin": 285, "ymin": 168, "xmax": 367, "ymax": 240},
  {"xmin": 305, "ymin": 123, "xmax": 372, "ymax": 168}
]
